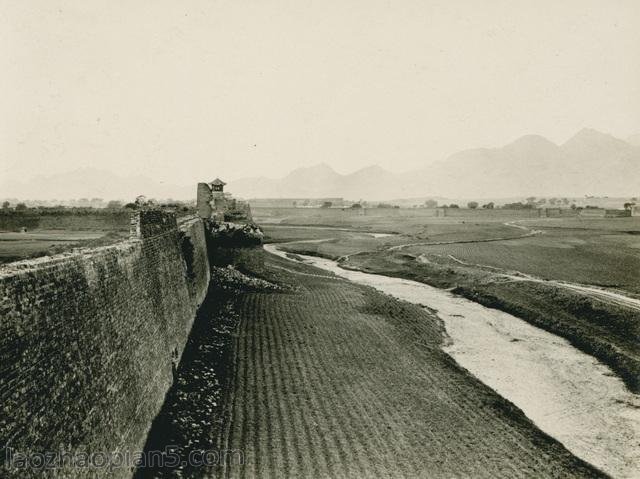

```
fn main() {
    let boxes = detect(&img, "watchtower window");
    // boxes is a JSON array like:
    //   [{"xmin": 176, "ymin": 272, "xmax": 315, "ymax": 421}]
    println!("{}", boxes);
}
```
[{"xmin": 210, "ymin": 178, "xmax": 226, "ymax": 192}]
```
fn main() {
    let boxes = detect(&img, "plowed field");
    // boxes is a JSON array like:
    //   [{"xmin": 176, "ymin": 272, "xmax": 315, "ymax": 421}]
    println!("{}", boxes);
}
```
[{"xmin": 218, "ymin": 249, "xmax": 602, "ymax": 478}]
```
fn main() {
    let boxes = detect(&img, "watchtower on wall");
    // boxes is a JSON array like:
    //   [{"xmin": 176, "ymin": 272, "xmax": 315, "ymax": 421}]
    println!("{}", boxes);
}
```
[
  {"xmin": 211, "ymin": 178, "xmax": 226, "ymax": 194},
  {"xmin": 210, "ymin": 178, "xmax": 227, "ymax": 213},
  {"xmin": 196, "ymin": 178, "xmax": 252, "ymax": 222},
  {"xmin": 196, "ymin": 178, "xmax": 231, "ymax": 221}
]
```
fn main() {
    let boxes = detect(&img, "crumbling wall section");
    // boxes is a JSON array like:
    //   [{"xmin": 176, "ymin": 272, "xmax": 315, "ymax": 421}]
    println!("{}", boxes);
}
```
[
  {"xmin": 196, "ymin": 182, "xmax": 213, "ymax": 219},
  {"xmin": 178, "ymin": 215, "xmax": 210, "ymax": 305}
]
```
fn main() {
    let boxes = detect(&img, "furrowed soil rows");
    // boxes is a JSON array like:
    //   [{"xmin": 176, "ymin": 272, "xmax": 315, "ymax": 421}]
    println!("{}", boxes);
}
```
[{"xmin": 219, "ymin": 248, "xmax": 603, "ymax": 478}]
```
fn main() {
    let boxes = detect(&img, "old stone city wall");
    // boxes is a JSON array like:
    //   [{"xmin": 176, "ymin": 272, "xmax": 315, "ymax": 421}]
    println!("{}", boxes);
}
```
[{"xmin": 0, "ymin": 211, "xmax": 210, "ymax": 477}]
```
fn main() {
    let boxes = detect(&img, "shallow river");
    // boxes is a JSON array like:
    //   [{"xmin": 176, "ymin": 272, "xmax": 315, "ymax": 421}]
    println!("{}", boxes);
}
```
[{"xmin": 265, "ymin": 244, "xmax": 640, "ymax": 478}]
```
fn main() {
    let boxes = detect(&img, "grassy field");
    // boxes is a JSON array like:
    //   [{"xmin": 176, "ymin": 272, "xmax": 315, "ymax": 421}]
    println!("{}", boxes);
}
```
[
  {"xmin": 263, "ymin": 220, "xmax": 531, "ymax": 262},
  {"xmin": 0, "ymin": 211, "xmax": 133, "ymax": 264},
  {"xmin": 403, "ymin": 228, "xmax": 640, "ymax": 294},
  {"xmin": 258, "ymin": 208, "xmax": 532, "ymax": 239},
  {"xmin": 214, "ymin": 248, "xmax": 601, "ymax": 478}
]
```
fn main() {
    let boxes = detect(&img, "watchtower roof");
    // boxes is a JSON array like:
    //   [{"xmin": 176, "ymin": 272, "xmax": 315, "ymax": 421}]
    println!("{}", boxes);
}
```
[{"xmin": 210, "ymin": 178, "xmax": 226, "ymax": 186}]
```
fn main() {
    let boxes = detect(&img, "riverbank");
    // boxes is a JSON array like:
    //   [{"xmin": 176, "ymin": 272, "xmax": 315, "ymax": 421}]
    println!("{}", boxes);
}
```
[
  {"xmin": 329, "ymin": 248, "xmax": 640, "ymax": 395},
  {"xmin": 267, "ymin": 245, "xmax": 639, "ymax": 478},
  {"xmin": 272, "ymin": 220, "xmax": 640, "ymax": 394}
]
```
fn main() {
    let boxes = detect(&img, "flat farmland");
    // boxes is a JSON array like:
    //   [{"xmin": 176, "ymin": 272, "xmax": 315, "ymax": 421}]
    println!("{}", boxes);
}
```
[
  {"xmin": 0, "ymin": 211, "xmax": 132, "ymax": 264},
  {"xmin": 257, "ymin": 207, "xmax": 533, "ymax": 239},
  {"xmin": 260, "ymin": 211, "xmax": 640, "ymax": 394},
  {"xmin": 262, "ymin": 225, "xmax": 397, "ymax": 260},
  {"xmin": 0, "ymin": 230, "xmax": 123, "ymax": 264},
  {"xmin": 218, "ymin": 249, "xmax": 601, "ymax": 478},
  {"xmin": 263, "ymin": 219, "xmax": 529, "ymax": 261},
  {"xmin": 262, "ymin": 211, "xmax": 640, "ymax": 295},
  {"xmin": 405, "ymin": 227, "xmax": 640, "ymax": 294}
]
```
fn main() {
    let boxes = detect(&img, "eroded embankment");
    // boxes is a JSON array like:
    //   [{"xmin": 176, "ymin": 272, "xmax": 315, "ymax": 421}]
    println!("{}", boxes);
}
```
[
  {"xmin": 339, "ymin": 248, "xmax": 640, "ymax": 395},
  {"xmin": 211, "ymin": 246, "xmax": 602, "ymax": 478}
]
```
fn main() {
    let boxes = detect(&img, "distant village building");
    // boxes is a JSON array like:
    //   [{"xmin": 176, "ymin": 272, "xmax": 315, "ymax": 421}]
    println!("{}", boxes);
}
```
[
  {"xmin": 579, "ymin": 207, "xmax": 631, "ymax": 218},
  {"xmin": 249, "ymin": 197, "xmax": 345, "ymax": 208},
  {"xmin": 196, "ymin": 178, "xmax": 251, "ymax": 221}
]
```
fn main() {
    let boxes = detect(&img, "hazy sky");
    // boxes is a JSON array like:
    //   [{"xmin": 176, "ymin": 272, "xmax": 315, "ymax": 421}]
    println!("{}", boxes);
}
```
[{"xmin": 2, "ymin": 0, "xmax": 639, "ymax": 186}]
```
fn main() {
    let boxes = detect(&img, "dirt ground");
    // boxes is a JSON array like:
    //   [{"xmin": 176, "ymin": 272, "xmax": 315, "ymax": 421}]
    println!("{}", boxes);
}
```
[{"xmin": 216, "ymin": 248, "xmax": 602, "ymax": 478}]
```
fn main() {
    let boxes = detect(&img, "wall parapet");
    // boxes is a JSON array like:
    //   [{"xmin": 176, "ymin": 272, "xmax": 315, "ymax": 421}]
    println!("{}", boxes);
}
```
[{"xmin": 130, "ymin": 209, "xmax": 179, "ymax": 239}]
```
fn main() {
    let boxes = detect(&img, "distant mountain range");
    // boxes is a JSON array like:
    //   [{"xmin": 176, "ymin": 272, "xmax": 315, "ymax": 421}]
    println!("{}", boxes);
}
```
[
  {"xmin": 2, "ymin": 128, "xmax": 638, "ymax": 201},
  {"xmin": 230, "ymin": 128, "xmax": 640, "ymax": 199},
  {"xmin": 626, "ymin": 133, "xmax": 640, "ymax": 147}
]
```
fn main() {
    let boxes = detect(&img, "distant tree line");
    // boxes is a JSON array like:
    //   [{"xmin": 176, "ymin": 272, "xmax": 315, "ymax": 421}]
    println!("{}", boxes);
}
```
[{"xmin": 1, "ymin": 197, "xmax": 194, "ymax": 215}]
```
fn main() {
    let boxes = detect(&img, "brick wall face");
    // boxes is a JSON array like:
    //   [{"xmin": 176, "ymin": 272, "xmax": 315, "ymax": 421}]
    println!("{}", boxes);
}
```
[
  {"xmin": 0, "ymin": 212, "xmax": 210, "ymax": 477},
  {"xmin": 178, "ymin": 215, "xmax": 211, "ymax": 305}
]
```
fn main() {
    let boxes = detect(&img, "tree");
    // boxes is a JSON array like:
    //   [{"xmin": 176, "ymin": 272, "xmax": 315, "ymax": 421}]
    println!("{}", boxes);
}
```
[
  {"xmin": 106, "ymin": 200, "xmax": 123, "ymax": 209},
  {"xmin": 525, "ymin": 196, "xmax": 536, "ymax": 204},
  {"xmin": 134, "ymin": 195, "xmax": 150, "ymax": 207},
  {"xmin": 624, "ymin": 202, "xmax": 636, "ymax": 210},
  {"xmin": 321, "ymin": 201, "xmax": 332, "ymax": 208},
  {"xmin": 482, "ymin": 202, "xmax": 494, "ymax": 209},
  {"xmin": 424, "ymin": 199, "xmax": 438, "ymax": 208},
  {"xmin": 350, "ymin": 203, "xmax": 362, "ymax": 209},
  {"xmin": 15, "ymin": 202, "xmax": 27, "ymax": 211},
  {"xmin": 2, "ymin": 201, "xmax": 10, "ymax": 210},
  {"xmin": 449, "ymin": 204, "xmax": 459, "ymax": 208},
  {"xmin": 503, "ymin": 202, "xmax": 533, "ymax": 209},
  {"xmin": 467, "ymin": 201, "xmax": 478, "ymax": 209}
]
